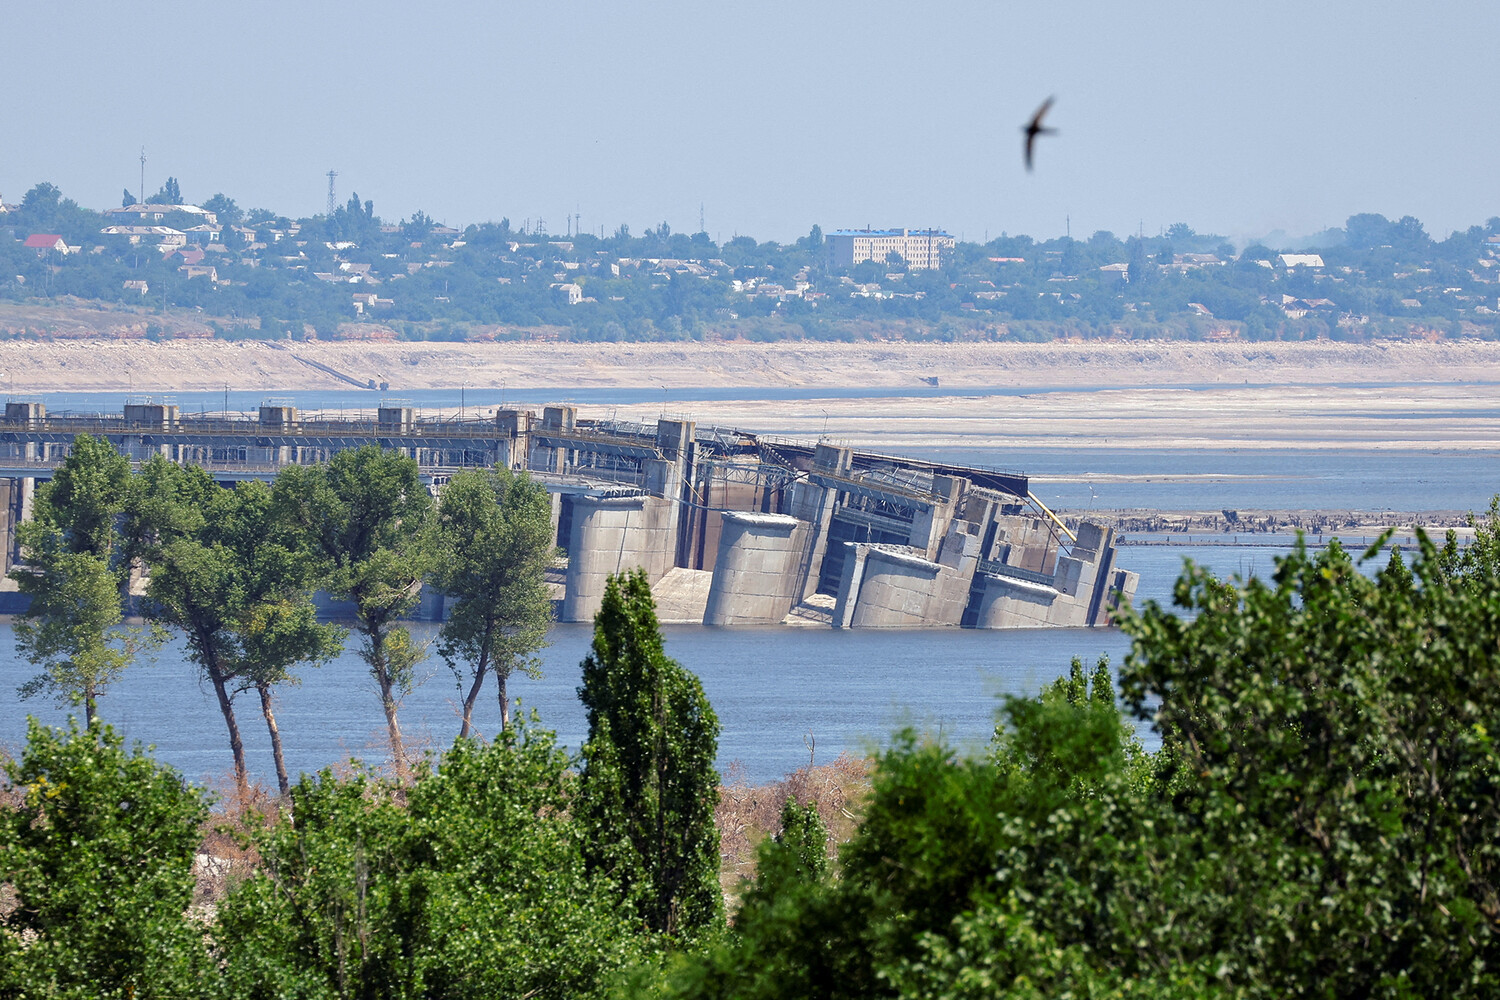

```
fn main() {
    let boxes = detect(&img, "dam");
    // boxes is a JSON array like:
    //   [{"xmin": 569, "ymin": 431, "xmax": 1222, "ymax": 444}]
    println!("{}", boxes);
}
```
[{"xmin": 0, "ymin": 399, "xmax": 1136, "ymax": 629}]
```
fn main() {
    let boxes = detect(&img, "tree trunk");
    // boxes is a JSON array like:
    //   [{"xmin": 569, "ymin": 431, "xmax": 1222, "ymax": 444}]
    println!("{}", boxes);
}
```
[
  {"xmin": 379, "ymin": 673, "xmax": 409, "ymax": 783},
  {"xmin": 363, "ymin": 626, "xmax": 411, "ymax": 783},
  {"xmin": 84, "ymin": 684, "xmax": 98, "ymax": 726},
  {"xmin": 207, "ymin": 664, "xmax": 249, "ymax": 801},
  {"xmin": 257, "ymin": 681, "xmax": 291, "ymax": 797},
  {"xmin": 497, "ymin": 668, "xmax": 510, "ymax": 731},
  {"xmin": 459, "ymin": 655, "xmax": 488, "ymax": 740}
]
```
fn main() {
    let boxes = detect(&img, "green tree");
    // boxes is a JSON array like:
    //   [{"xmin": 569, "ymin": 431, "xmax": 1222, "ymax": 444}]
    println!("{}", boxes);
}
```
[
  {"xmin": 214, "ymin": 719, "xmax": 637, "ymax": 1000},
  {"xmin": 432, "ymin": 466, "xmax": 555, "ymax": 736},
  {"xmin": 9, "ymin": 435, "xmax": 141, "ymax": 720},
  {"xmin": 36, "ymin": 433, "xmax": 133, "ymax": 562},
  {"xmin": 201, "ymin": 192, "xmax": 242, "ymax": 226},
  {"xmin": 747, "ymin": 797, "xmax": 830, "ymax": 903},
  {"xmin": 403, "ymin": 209, "xmax": 434, "ymax": 241},
  {"xmin": 576, "ymin": 569, "xmax": 723, "ymax": 938},
  {"xmin": 1113, "ymin": 526, "xmax": 1500, "ymax": 996},
  {"xmin": 146, "ymin": 175, "xmax": 182, "ymax": 205},
  {"xmin": 121, "ymin": 187, "xmax": 136, "ymax": 208},
  {"xmin": 145, "ymin": 474, "xmax": 344, "ymax": 798},
  {"xmin": 10, "ymin": 549, "xmax": 138, "ymax": 723},
  {"xmin": 273, "ymin": 446, "xmax": 433, "ymax": 782},
  {"xmin": 0, "ymin": 718, "xmax": 210, "ymax": 999}
]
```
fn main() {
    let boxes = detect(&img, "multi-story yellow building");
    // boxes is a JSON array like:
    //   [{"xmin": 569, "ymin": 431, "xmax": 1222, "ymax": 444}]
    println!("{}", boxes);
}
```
[{"xmin": 826, "ymin": 228, "xmax": 955, "ymax": 270}]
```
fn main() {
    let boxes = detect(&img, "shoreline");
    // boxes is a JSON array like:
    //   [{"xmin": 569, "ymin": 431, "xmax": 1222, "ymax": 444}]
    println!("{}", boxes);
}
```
[{"xmin": 1, "ymin": 338, "xmax": 1499, "ymax": 394}]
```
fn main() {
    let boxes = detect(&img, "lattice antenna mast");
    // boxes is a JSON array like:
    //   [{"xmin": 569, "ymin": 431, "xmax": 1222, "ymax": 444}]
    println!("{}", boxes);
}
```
[{"xmin": 326, "ymin": 170, "xmax": 338, "ymax": 216}]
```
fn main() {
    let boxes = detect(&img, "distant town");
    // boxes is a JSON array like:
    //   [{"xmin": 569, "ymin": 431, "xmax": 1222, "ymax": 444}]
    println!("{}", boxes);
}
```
[{"xmin": 2, "ymin": 178, "xmax": 1497, "ymax": 343}]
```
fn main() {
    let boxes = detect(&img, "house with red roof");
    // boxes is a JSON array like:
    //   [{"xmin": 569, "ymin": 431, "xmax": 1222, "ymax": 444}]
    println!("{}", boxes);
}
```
[{"xmin": 23, "ymin": 234, "xmax": 70, "ymax": 254}]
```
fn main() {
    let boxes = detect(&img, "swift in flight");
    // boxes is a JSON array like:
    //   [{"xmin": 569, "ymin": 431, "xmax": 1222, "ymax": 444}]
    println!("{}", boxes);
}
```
[{"xmin": 1022, "ymin": 96, "xmax": 1057, "ymax": 171}]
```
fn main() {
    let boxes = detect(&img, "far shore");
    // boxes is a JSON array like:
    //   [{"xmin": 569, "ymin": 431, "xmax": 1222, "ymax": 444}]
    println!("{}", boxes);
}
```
[{"xmin": 0, "ymin": 338, "xmax": 1499, "ymax": 395}]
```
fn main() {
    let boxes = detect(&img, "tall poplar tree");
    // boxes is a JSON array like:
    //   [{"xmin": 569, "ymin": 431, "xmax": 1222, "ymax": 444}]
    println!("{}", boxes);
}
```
[{"xmin": 576, "ymin": 569, "xmax": 723, "ymax": 937}]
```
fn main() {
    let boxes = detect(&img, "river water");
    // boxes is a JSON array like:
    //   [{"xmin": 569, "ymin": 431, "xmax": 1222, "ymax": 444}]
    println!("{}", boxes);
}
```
[{"xmin": 0, "ymin": 383, "xmax": 1495, "ymax": 787}]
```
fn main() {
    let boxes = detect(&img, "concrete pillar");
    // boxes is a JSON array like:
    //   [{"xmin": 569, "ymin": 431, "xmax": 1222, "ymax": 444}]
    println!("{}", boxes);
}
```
[
  {"xmin": 377, "ymin": 406, "xmax": 414, "ymax": 433},
  {"xmin": 495, "ymin": 409, "xmax": 533, "ymax": 470},
  {"xmin": 832, "ymin": 542, "xmax": 869, "ymax": 629},
  {"xmin": 846, "ymin": 547, "xmax": 969, "ymax": 628},
  {"xmin": 703, "ymin": 512, "xmax": 808, "ymax": 626},
  {"xmin": 0, "ymin": 478, "xmax": 12, "ymax": 577},
  {"xmin": 561, "ymin": 494, "xmax": 677, "ymax": 622},
  {"xmin": 5, "ymin": 402, "xmax": 45, "ymax": 425},
  {"xmin": 973, "ymin": 574, "xmax": 1060, "ymax": 629},
  {"xmin": 790, "ymin": 480, "xmax": 837, "ymax": 599},
  {"xmin": 644, "ymin": 456, "xmax": 685, "ymax": 569}
]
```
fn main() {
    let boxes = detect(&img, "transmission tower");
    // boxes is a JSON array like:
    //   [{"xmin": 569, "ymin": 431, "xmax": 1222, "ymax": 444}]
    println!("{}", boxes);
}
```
[
  {"xmin": 139, "ymin": 147, "xmax": 146, "ymax": 206},
  {"xmin": 326, "ymin": 170, "xmax": 338, "ymax": 215}
]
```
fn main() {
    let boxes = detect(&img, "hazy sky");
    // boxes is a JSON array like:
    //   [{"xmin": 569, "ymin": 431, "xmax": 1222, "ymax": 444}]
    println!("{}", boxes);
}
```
[{"xmin": 5, "ymin": 2, "xmax": 1496, "ymax": 245}]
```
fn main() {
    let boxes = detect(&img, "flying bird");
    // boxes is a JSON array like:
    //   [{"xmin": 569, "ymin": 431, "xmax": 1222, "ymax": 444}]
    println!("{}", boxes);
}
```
[{"xmin": 1022, "ymin": 96, "xmax": 1057, "ymax": 171}]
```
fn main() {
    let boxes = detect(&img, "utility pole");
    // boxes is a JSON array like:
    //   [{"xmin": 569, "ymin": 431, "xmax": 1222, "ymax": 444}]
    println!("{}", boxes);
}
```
[{"xmin": 139, "ymin": 147, "xmax": 146, "ymax": 206}]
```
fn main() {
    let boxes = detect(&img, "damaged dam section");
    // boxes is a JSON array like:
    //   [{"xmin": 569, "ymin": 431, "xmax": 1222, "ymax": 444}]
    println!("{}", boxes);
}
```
[
  {"xmin": 510, "ymin": 404, "xmax": 1136, "ymax": 628},
  {"xmin": 0, "ymin": 400, "xmax": 1136, "ymax": 628}
]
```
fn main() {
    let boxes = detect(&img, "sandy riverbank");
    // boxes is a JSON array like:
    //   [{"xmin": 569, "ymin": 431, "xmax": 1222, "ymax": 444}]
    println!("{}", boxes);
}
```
[{"xmin": 0, "ymin": 339, "xmax": 1498, "ymax": 394}]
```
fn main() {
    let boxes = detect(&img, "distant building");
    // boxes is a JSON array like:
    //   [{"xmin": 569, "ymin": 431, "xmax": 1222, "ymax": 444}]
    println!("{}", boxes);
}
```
[
  {"xmin": 1279, "ymin": 253, "xmax": 1325, "ymax": 269},
  {"xmin": 101, "ymin": 225, "xmax": 185, "ymax": 245},
  {"xmin": 23, "ymin": 234, "xmax": 70, "ymax": 254},
  {"xmin": 827, "ymin": 228, "xmax": 955, "ymax": 271},
  {"xmin": 104, "ymin": 203, "xmax": 219, "ymax": 226}
]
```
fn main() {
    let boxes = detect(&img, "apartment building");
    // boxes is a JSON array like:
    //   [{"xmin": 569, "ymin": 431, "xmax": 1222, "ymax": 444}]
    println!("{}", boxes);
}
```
[{"xmin": 826, "ymin": 227, "xmax": 955, "ymax": 270}]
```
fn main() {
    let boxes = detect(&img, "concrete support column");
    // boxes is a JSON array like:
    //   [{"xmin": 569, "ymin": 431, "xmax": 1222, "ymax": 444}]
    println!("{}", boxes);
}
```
[
  {"xmin": 561, "ymin": 494, "xmax": 677, "ymax": 622},
  {"xmin": 703, "ymin": 512, "xmax": 807, "ymax": 626},
  {"xmin": 790, "ymin": 481, "xmax": 837, "ymax": 599},
  {"xmin": 832, "ymin": 542, "xmax": 868, "ymax": 629}
]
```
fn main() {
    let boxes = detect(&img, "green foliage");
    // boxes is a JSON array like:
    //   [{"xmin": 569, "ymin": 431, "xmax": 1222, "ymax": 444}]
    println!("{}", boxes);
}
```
[
  {"xmin": 201, "ymin": 192, "xmax": 242, "ymax": 226},
  {"xmin": 273, "ymin": 446, "xmax": 433, "ymax": 780},
  {"xmin": 145, "ymin": 472, "xmax": 344, "ymax": 796},
  {"xmin": 215, "ymin": 719, "xmax": 636, "ymax": 1000},
  {"xmin": 145, "ymin": 176, "xmax": 182, "ymax": 205},
  {"xmin": 763, "ymin": 797, "xmax": 830, "ymax": 889},
  {"xmin": 34, "ymin": 433, "xmax": 133, "ymax": 562},
  {"xmin": 432, "ymin": 466, "xmax": 555, "ymax": 735},
  {"xmin": 10, "ymin": 549, "xmax": 141, "ymax": 721},
  {"xmin": 10, "ymin": 435, "xmax": 151, "ymax": 720},
  {"xmin": 667, "ymin": 508, "xmax": 1500, "ymax": 998},
  {"xmin": 1114, "ymin": 526, "xmax": 1500, "ymax": 996},
  {"xmin": 0, "ymin": 718, "xmax": 210, "ymax": 999},
  {"xmin": 577, "ymin": 569, "xmax": 723, "ymax": 938}
]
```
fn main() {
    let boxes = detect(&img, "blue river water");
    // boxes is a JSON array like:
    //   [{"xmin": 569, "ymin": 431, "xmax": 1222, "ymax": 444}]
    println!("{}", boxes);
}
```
[{"xmin": 0, "ymin": 543, "xmax": 1357, "ymax": 789}]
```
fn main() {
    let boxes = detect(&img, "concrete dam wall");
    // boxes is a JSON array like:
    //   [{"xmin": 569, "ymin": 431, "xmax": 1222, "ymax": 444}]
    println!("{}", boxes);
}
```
[{"xmin": 0, "ymin": 400, "xmax": 1137, "ymax": 628}]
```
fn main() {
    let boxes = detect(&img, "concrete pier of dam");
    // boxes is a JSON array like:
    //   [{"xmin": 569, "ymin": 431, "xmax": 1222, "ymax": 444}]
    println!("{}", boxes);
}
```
[{"xmin": 0, "ymin": 399, "xmax": 1136, "ymax": 628}]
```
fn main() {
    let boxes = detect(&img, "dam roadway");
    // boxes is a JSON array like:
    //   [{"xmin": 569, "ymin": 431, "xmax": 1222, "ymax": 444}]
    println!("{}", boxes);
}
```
[{"xmin": 0, "ymin": 400, "xmax": 1135, "ymax": 629}]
